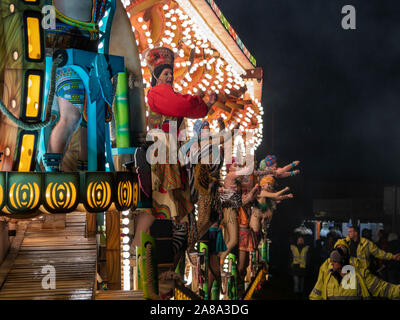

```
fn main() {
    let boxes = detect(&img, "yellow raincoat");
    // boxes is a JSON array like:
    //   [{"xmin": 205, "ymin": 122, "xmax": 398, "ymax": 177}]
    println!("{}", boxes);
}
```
[
  {"xmin": 345, "ymin": 236, "xmax": 394, "ymax": 269},
  {"xmin": 310, "ymin": 257, "xmax": 400, "ymax": 300}
]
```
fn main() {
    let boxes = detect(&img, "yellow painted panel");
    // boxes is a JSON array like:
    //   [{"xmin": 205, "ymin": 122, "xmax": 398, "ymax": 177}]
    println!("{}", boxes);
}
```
[
  {"xmin": 26, "ymin": 17, "xmax": 41, "ymax": 60},
  {"xmin": 26, "ymin": 74, "xmax": 41, "ymax": 117},
  {"xmin": 18, "ymin": 134, "xmax": 36, "ymax": 172}
]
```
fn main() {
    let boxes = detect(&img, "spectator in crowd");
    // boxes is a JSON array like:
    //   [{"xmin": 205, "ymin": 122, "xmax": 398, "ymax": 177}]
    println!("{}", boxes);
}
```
[{"xmin": 290, "ymin": 235, "xmax": 310, "ymax": 297}]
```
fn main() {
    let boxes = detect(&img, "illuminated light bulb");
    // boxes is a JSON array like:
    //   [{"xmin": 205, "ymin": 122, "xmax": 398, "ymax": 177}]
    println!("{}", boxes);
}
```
[
  {"xmin": 147, "ymin": 38, "xmax": 152, "ymax": 44},
  {"xmin": 123, "ymin": 245, "xmax": 130, "ymax": 251},
  {"xmin": 176, "ymin": 62, "xmax": 181, "ymax": 67},
  {"xmin": 141, "ymin": 24, "xmax": 147, "ymax": 30},
  {"xmin": 166, "ymin": 21, "xmax": 172, "ymax": 27},
  {"xmin": 123, "ymin": 252, "xmax": 130, "ymax": 259},
  {"xmin": 138, "ymin": 17, "xmax": 143, "ymax": 23},
  {"xmin": 171, "ymin": 17, "xmax": 177, "ymax": 22},
  {"xmin": 123, "ymin": 259, "xmax": 130, "ymax": 266},
  {"xmin": 148, "ymin": 43, "xmax": 154, "ymax": 49},
  {"xmin": 171, "ymin": 25, "xmax": 177, "ymax": 30},
  {"xmin": 123, "ymin": 236, "xmax": 130, "ymax": 244},
  {"xmin": 122, "ymin": 227, "xmax": 129, "ymax": 234},
  {"xmin": 163, "ymin": 4, "xmax": 169, "ymax": 10},
  {"xmin": 170, "ymin": 32, "xmax": 175, "ymax": 38},
  {"xmin": 169, "ymin": 9, "xmax": 175, "ymax": 14},
  {"xmin": 145, "ymin": 31, "xmax": 151, "ymax": 37},
  {"xmin": 122, "ymin": 218, "xmax": 129, "ymax": 225}
]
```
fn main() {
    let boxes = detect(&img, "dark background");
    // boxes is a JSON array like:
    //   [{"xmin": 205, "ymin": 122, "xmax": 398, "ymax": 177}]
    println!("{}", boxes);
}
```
[
  {"xmin": 214, "ymin": 0, "xmax": 400, "ymax": 184},
  {"xmin": 214, "ymin": 0, "xmax": 400, "ymax": 297}
]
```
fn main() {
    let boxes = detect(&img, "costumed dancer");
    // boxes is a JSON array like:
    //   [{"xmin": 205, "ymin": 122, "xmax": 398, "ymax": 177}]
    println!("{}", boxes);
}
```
[
  {"xmin": 250, "ymin": 155, "xmax": 299, "ymax": 244},
  {"xmin": 236, "ymin": 165, "xmax": 275, "ymax": 293},
  {"xmin": 259, "ymin": 155, "xmax": 300, "ymax": 179},
  {"xmin": 218, "ymin": 161, "xmax": 255, "ymax": 266},
  {"xmin": 131, "ymin": 47, "xmax": 217, "ymax": 252},
  {"xmin": 250, "ymin": 176, "xmax": 293, "ymax": 252},
  {"xmin": 186, "ymin": 117, "xmax": 239, "ymax": 245}
]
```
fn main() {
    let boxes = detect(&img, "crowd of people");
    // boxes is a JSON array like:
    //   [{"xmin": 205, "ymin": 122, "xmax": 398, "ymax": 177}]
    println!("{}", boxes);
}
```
[{"xmin": 289, "ymin": 226, "xmax": 400, "ymax": 300}]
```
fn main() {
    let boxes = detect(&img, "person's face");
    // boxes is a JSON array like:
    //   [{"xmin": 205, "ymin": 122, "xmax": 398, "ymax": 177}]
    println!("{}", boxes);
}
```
[
  {"xmin": 156, "ymin": 68, "xmax": 173, "ymax": 86},
  {"xmin": 330, "ymin": 260, "xmax": 342, "ymax": 273},
  {"xmin": 297, "ymin": 237, "xmax": 304, "ymax": 245},
  {"xmin": 348, "ymin": 228, "xmax": 358, "ymax": 240}
]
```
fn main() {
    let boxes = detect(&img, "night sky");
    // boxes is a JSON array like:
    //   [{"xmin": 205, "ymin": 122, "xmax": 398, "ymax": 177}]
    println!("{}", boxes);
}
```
[{"xmin": 214, "ymin": 0, "xmax": 400, "ymax": 186}]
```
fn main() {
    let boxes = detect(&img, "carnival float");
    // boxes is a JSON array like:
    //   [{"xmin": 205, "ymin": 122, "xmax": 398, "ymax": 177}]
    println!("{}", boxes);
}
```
[{"xmin": 0, "ymin": 0, "xmax": 297, "ymax": 300}]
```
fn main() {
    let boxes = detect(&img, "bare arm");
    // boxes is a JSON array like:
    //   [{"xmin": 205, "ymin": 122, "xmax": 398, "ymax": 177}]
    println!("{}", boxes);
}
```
[
  {"xmin": 242, "ymin": 184, "xmax": 259, "ymax": 205},
  {"xmin": 259, "ymin": 187, "xmax": 293, "ymax": 201},
  {"xmin": 275, "ymin": 161, "xmax": 300, "ymax": 178}
]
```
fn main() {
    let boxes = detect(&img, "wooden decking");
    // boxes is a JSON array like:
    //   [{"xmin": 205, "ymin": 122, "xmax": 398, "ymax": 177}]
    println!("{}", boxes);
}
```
[
  {"xmin": 0, "ymin": 212, "xmax": 97, "ymax": 300},
  {"xmin": 95, "ymin": 290, "xmax": 144, "ymax": 300}
]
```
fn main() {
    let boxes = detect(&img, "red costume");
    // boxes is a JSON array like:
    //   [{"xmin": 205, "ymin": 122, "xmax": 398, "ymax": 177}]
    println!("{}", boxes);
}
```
[{"xmin": 147, "ymin": 84, "xmax": 208, "ymax": 119}]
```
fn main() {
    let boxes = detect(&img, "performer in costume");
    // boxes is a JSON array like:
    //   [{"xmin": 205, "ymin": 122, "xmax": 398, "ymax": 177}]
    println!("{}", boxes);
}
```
[
  {"xmin": 131, "ymin": 47, "xmax": 217, "ymax": 248},
  {"xmin": 186, "ymin": 117, "xmax": 239, "ymax": 244}
]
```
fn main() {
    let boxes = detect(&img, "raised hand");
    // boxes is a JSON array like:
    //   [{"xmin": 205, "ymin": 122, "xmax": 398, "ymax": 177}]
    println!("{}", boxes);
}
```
[
  {"xmin": 275, "ymin": 160, "xmax": 300, "ymax": 178},
  {"xmin": 259, "ymin": 186, "xmax": 293, "ymax": 201}
]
